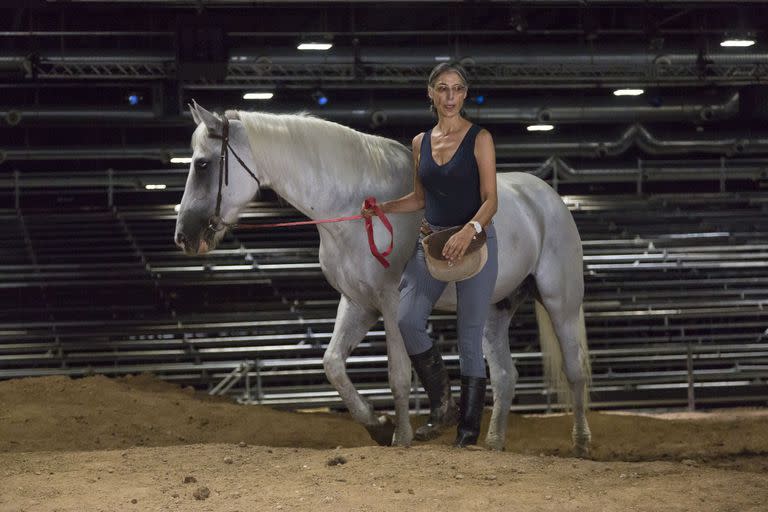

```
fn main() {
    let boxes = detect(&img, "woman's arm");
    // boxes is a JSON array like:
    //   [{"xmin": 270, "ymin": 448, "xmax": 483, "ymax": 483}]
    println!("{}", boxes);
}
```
[
  {"xmin": 469, "ymin": 129, "xmax": 498, "ymax": 227},
  {"xmin": 362, "ymin": 133, "xmax": 426, "ymax": 217},
  {"xmin": 441, "ymin": 128, "xmax": 498, "ymax": 261}
]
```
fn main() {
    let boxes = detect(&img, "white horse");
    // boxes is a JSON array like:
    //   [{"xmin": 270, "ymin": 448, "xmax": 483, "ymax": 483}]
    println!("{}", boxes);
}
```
[{"xmin": 175, "ymin": 102, "xmax": 592, "ymax": 456}]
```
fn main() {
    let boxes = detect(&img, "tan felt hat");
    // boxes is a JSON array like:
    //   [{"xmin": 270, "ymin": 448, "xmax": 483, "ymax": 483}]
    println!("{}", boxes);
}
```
[{"xmin": 421, "ymin": 226, "xmax": 488, "ymax": 282}]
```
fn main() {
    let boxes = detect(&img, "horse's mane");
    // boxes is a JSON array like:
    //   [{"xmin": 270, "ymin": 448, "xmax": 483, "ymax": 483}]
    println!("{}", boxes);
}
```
[{"xmin": 234, "ymin": 110, "xmax": 411, "ymax": 189}]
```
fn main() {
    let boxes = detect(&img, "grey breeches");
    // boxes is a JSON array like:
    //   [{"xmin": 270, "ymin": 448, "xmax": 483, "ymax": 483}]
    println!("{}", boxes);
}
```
[{"xmin": 397, "ymin": 223, "xmax": 499, "ymax": 378}]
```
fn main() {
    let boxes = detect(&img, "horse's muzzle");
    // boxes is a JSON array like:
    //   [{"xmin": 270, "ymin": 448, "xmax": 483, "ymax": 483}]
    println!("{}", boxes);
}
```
[{"xmin": 175, "ymin": 232, "xmax": 189, "ymax": 251}]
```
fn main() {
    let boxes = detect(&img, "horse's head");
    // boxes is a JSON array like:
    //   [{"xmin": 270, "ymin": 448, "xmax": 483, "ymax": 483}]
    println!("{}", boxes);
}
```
[{"xmin": 174, "ymin": 101, "xmax": 261, "ymax": 255}]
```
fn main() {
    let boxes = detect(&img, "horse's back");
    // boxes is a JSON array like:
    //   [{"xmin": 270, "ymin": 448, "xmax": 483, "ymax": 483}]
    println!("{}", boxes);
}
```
[{"xmin": 496, "ymin": 172, "xmax": 580, "ymax": 244}]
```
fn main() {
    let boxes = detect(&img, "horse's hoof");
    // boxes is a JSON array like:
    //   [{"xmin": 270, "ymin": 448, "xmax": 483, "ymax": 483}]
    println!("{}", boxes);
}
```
[
  {"xmin": 572, "ymin": 436, "xmax": 591, "ymax": 458},
  {"xmin": 573, "ymin": 443, "xmax": 590, "ymax": 459},
  {"xmin": 392, "ymin": 427, "xmax": 413, "ymax": 447},
  {"xmin": 574, "ymin": 447, "xmax": 590, "ymax": 458},
  {"xmin": 572, "ymin": 429, "xmax": 591, "ymax": 458},
  {"xmin": 484, "ymin": 435, "xmax": 506, "ymax": 452},
  {"xmin": 364, "ymin": 415, "xmax": 396, "ymax": 446}
]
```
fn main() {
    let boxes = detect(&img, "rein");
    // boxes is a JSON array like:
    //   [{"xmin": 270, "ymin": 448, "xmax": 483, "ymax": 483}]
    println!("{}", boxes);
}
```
[{"xmin": 206, "ymin": 116, "xmax": 394, "ymax": 268}]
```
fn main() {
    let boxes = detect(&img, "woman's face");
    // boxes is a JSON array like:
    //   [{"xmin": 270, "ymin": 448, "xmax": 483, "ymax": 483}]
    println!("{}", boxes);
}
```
[{"xmin": 428, "ymin": 70, "xmax": 468, "ymax": 119}]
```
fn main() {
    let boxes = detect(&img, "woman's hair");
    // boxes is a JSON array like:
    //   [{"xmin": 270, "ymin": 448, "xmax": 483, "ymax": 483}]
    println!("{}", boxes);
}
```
[{"xmin": 428, "ymin": 61, "xmax": 470, "ymax": 118}]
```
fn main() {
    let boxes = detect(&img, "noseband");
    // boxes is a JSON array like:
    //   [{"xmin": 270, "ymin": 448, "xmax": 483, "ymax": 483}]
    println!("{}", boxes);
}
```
[{"xmin": 206, "ymin": 115, "xmax": 261, "ymax": 232}]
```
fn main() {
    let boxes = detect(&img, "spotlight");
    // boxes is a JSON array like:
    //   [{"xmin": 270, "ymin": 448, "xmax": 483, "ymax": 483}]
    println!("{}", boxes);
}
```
[
  {"xmin": 474, "ymin": 95, "xmax": 485, "ymax": 105},
  {"xmin": 128, "ymin": 93, "xmax": 142, "ymax": 106},
  {"xmin": 312, "ymin": 90, "xmax": 328, "ymax": 106}
]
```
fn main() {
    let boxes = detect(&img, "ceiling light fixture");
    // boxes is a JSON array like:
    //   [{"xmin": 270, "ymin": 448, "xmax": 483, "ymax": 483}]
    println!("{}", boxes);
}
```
[
  {"xmin": 613, "ymin": 88, "xmax": 645, "ymax": 96},
  {"xmin": 243, "ymin": 92, "xmax": 274, "ymax": 100},
  {"xmin": 298, "ymin": 42, "xmax": 333, "ymax": 51},
  {"xmin": 527, "ymin": 124, "xmax": 554, "ymax": 132},
  {"xmin": 170, "ymin": 157, "xmax": 192, "ymax": 164},
  {"xmin": 720, "ymin": 38, "xmax": 755, "ymax": 48}
]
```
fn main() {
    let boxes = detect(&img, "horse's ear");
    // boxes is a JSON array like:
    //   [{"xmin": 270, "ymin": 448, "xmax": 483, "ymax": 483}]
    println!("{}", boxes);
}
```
[
  {"xmin": 189, "ymin": 101, "xmax": 202, "ymax": 126},
  {"xmin": 193, "ymin": 102, "xmax": 223, "ymax": 135}
]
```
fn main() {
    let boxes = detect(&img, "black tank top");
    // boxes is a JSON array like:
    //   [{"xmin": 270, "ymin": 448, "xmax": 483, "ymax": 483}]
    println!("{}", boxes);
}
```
[{"xmin": 418, "ymin": 124, "xmax": 482, "ymax": 226}]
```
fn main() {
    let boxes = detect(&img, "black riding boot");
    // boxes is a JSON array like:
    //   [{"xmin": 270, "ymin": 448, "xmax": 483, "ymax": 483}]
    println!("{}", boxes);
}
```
[
  {"xmin": 410, "ymin": 344, "xmax": 458, "ymax": 441},
  {"xmin": 454, "ymin": 375, "xmax": 487, "ymax": 448}
]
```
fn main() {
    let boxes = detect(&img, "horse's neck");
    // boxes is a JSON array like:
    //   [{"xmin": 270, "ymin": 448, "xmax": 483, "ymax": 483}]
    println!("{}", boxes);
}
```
[{"xmin": 243, "ymin": 115, "xmax": 410, "ymax": 220}]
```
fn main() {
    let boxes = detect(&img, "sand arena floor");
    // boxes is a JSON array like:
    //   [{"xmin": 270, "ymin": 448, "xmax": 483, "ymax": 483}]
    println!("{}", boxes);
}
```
[{"xmin": 1, "ymin": 374, "xmax": 767, "ymax": 512}]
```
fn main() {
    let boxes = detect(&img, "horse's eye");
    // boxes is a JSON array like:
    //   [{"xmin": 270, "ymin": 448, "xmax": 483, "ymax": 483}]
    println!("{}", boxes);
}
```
[{"xmin": 194, "ymin": 160, "xmax": 209, "ymax": 171}]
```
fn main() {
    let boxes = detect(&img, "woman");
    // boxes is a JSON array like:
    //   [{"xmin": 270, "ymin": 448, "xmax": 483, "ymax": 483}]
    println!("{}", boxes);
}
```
[{"xmin": 362, "ymin": 62, "xmax": 499, "ymax": 447}]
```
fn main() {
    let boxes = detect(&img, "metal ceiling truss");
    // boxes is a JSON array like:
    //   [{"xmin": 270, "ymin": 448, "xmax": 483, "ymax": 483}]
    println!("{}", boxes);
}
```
[
  {"xmin": 35, "ymin": 60, "xmax": 169, "ymax": 80},
  {"xmin": 29, "ymin": 58, "xmax": 768, "ymax": 87}
]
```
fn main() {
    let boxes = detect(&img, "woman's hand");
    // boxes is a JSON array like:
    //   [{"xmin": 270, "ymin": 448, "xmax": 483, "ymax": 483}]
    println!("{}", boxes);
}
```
[
  {"xmin": 360, "ymin": 200, "xmax": 377, "ymax": 219},
  {"xmin": 442, "ymin": 224, "xmax": 477, "ymax": 262}
]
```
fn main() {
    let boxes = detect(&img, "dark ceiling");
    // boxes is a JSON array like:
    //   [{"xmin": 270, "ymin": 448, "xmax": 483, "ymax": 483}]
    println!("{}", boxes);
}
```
[{"xmin": 2, "ymin": 0, "xmax": 768, "ymax": 206}]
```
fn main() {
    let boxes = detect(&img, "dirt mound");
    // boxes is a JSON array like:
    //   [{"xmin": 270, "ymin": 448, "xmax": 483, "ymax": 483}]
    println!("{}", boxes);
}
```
[
  {"xmin": 2, "ymin": 374, "xmax": 767, "ymax": 512},
  {"xmin": 1, "ymin": 374, "xmax": 767, "ymax": 466},
  {"xmin": 0, "ymin": 374, "xmax": 372, "ymax": 453}
]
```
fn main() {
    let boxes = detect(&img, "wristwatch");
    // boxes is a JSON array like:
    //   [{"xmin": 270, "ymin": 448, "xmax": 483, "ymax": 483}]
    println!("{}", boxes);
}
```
[{"xmin": 469, "ymin": 220, "xmax": 482, "ymax": 234}]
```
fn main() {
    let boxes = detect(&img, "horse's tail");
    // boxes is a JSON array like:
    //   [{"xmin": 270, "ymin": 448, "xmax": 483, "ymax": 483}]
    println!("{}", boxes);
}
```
[{"xmin": 534, "ymin": 302, "xmax": 591, "ymax": 410}]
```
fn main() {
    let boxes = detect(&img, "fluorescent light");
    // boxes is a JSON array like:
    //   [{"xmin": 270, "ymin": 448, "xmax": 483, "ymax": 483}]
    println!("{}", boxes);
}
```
[
  {"xmin": 613, "ymin": 88, "xmax": 645, "ymax": 96},
  {"xmin": 174, "ymin": 204, "xmax": 181, "ymax": 213},
  {"xmin": 297, "ymin": 42, "xmax": 332, "ymax": 51},
  {"xmin": 243, "ymin": 92, "xmax": 274, "ymax": 100},
  {"xmin": 434, "ymin": 55, "xmax": 451, "ymax": 61},
  {"xmin": 527, "ymin": 124, "xmax": 554, "ymax": 132},
  {"xmin": 170, "ymin": 157, "xmax": 192, "ymax": 164},
  {"xmin": 145, "ymin": 184, "xmax": 167, "ymax": 190},
  {"xmin": 258, "ymin": 263, "xmax": 323, "ymax": 270},
  {"xmin": 720, "ymin": 39, "xmax": 755, "ymax": 48}
]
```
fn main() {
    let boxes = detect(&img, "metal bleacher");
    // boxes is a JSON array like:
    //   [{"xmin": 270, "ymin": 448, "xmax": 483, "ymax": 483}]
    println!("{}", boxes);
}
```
[{"xmin": 1, "ymin": 184, "xmax": 767, "ymax": 412}]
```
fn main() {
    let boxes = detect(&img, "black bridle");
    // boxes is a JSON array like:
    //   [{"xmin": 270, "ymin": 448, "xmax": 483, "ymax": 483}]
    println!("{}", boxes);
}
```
[{"xmin": 206, "ymin": 115, "xmax": 261, "ymax": 232}]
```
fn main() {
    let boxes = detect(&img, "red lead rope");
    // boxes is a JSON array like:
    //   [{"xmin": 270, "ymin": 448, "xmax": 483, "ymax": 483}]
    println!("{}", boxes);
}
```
[{"xmin": 234, "ymin": 196, "xmax": 394, "ymax": 268}]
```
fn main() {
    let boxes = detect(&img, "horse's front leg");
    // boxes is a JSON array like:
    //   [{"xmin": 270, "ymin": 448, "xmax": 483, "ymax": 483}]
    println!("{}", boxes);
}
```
[
  {"xmin": 380, "ymin": 290, "xmax": 414, "ymax": 447},
  {"xmin": 323, "ymin": 295, "xmax": 388, "ymax": 443}
]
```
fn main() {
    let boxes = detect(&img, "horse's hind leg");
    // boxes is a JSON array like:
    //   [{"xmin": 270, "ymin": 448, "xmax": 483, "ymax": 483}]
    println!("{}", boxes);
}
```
[
  {"xmin": 536, "ymin": 288, "xmax": 592, "ymax": 457},
  {"xmin": 483, "ymin": 279, "xmax": 531, "ymax": 451},
  {"xmin": 323, "ymin": 295, "xmax": 388, "ymax": 443}
]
